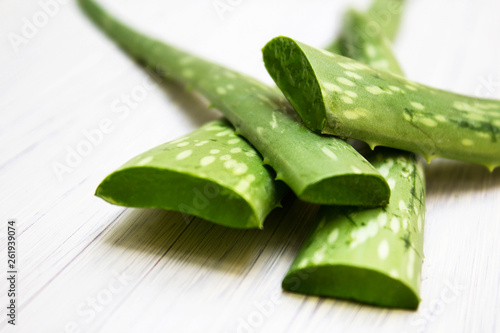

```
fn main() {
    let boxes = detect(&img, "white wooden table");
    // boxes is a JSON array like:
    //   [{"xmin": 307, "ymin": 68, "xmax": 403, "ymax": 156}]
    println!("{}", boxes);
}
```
[{"xmin": 1, "ymin": 0, "xmax": 499, "ymax": 332}]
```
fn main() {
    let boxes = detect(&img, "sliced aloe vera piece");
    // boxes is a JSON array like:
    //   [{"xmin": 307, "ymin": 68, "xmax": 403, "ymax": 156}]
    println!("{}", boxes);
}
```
[
  {"xmin": 80, "ymin": 0, "xmax": 390, "ymax": 206},
  {"xmin": 283, "ymin": 149, "xmax": 425, "ymax": 309},
  {"xmin": 282, "ymin": 9, "xmax": 426, "ymax": 309},
  {"xmin": 96, "ymin": 120, "xmax": 287, "ymax": 229},
  {"xmin": 263, "ymin": 36, "xmax": 500, "ymax": 170}
]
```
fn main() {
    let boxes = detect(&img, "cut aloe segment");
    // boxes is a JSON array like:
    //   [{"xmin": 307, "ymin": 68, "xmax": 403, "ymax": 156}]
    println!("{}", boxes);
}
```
[
  {"xmin": 282, "ymin": 8, "xmax": 426, "ymax": 309},
  {"xmin": 80, "ymin": 0, "xmax": 390, "ymax": 206},
  {"xmin": 283, "ymin": 148, "xmax": 426, "ymax": 309},
  {"xmin": 96, "ymin": 120, "xmax": 287, "ymax": 229},
  {"xmin": 263, "ymin": 36, "xmax": 500, "ymax": 170}
]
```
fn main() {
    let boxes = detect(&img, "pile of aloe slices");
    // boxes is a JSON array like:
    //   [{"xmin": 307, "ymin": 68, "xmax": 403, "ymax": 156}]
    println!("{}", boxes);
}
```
[{"xmin": 80, "ymin": 0, "xmax": 499, "ymax": 309}]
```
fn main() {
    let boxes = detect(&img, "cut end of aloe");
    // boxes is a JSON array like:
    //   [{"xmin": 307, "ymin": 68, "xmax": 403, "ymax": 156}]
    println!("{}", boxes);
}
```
[
  {"xmin": 283, "ymin": 265, "xmax": 419, "ymax": 309},
  {"xmin": 263, "ymin": 36, "xmax": 327, "ymax": 133},
  {"xmin": 300, "ymin": 173, "xmax": 389, "ymax": 207},
  {"xmin": 96, "ymin": 168, "xmax": 265, "ymax": 228},
  {"xmin": 95, "ymin": 120, "xmax": 287, "ymax": 229}
]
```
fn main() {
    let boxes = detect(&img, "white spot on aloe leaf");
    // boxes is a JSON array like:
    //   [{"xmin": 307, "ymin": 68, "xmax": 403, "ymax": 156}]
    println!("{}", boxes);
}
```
[
  {"xmin": 226, "ymin": 84, "xmax": 234, "ymax": 90},
  {"xmin": 350, "ymin": 220, "xmax": 379, "ymax": 248},
  {"xmin": 195, "ymin": 141, "xmax": 209, "ymax": 146},
  {"xmin": 200, "ymin": 156, "xmax": 215, "ymax": 166},
  {"xmin": 344, "ymin": 71, "xmax": 362, "ymax": 80},
  {"xmin": 399, "ymin": 200, "xmax": 408, "ymax": 212},
  {"xmin": 323, "ymin": 82, "xmax": 342, "ymax": 92},
  {"xmin": 366, "ymin": 86, "xmax": 384, "ymax": 95},
  {"xmin": 270, "ymin": 112, "xmax": 278, "ymax": 129},
  {"xmin": 137, "ymin": 156, "xmax": 153, "ymax": 165},
  {"xmin": 351, "ymin": 166, "xmax": 361, "ymax": 174},
  {"xmin": 405, "ymin": 84, "xmax": 417, "ymax": 91},
  {"xmin": 344, "ymin": 111, "xmax": 360, "ymax": 119},
  {"xmin": 245, "ymin": 151, "xmax": 257, "ymax": 157},
  {"xmin": 341, "ymin": 96, "xmax": 354, "ymax": 104},
  {"xmin": 366, "ymin": 44, "xmax": 377, "ymax": 57},
  {"xmin": 410, "ymin": 102, "xmax": 425, "ymax": 110},
  {"xmin": 246, "ymin": 174, "xmax": 256, "ymax": 182},
  {"xmin": 210, "ymin": 149, "xmax": 220, "ymax": 154},
  {"xmin": 336, "ymin": 77, "xmax": 355, "ymax": 86},
  {"xmin": 227, "ymin": 138, "xmax": 240, "ymax": 144},
  {"xmin": 434, "ymin": 115, "xmax": 447, "ymax": 122},
  {"xmin": 313, "ymin": 249, "xmax": 326, "ymax": 264},
  {"xmin": 390, "ymin": 217, "xmax": 400, "ymax": 233},
  {"xmin": 216, "ymin": 130, "xmax": 232, "ymax": 137},
  {"xmin": 176, "ymin": 150, "xmax": 192, "ymax": 160},
  {"xmin": 377, "ymin": 214, "xmax": 387, "ymax": 227},
  {"xmin": 389, "ymin": 85, "xmax": 403, "ymax": 93},
  {"xmin": 220, "ymin": 154, "xmax": 231, "ymax": 160},
  {"xmin": 387, "ymin": 178, "xmax": 396, "ymax": 190},
  {"xmin": 338, "ymin": 62, "xmax": 356, "ymax": 70},
  {"xmin": 230, "ymin": 148, "xmax": 242, "ymax": 153},
  {"xmin": 297, "ymin": 258, "xmax": 309, "ymax": 269},
  {"xmin": 328, "ymin": 229, "xmax": 339, "ymax": 244},
  {"xmin": 461, "ymin": 139, "xmax": 474, "ymax": 146},
  {"xmin": 378, "ymin": 240, "xmax": 389, "ymax": 260},
  {"xmin": 179, "ymin": 57, "xmax": 194, "ymax": 65},
  {"xmin": 235, "ymin": 179, "xmax": 250, "ymax": 192},
  {"xmin": 389, "ymin": 269, "xmax": 399, "ymax": 278},
  {"xmin": 420, "ymin": 118, "xmax": 437, "ymax": 127},
  {"xmin": 233, "ymin": 163, "xmax": 248, "ymax": 175},
  {"xmin": 216, "ymin": 87, "xmax": 226, "ymax": 95},
  {"xmin": 224, "ymin": 159, "xmax": 237, "ymax": 169},
  {"xmin": 177, "ymin": 142, "xmax": 189, "ymax": 147},
  {"xmin": 321, "ymin": 147, "xmax": 338, "ymax": 160},
  {"xmin": 182, "ymin": 69, "xmax": 194, "ymax": 78},
  {"xmin": 344, "ymin": 90, "xmax": 358, "ymax": 98}
]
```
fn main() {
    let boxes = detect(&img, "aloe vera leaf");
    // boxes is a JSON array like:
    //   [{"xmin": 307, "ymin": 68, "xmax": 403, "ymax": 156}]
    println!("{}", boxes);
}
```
[
  {"xmin": 283, "ymin": 149, "xmax": 426, "ymax": 309},
  {"xmin": 325, "ymin": 0, "xmax": 406, "ymax": 55},
  {"xmin": 96, "ymin": 120, "xmax": 287, "ymax": 229},
  {"xmin": 263, "ymin": 36, "xmax": 500, "ymax": 170},
  {"xmin": 80, "ymin": 0, "xmax": 390, "ymax": 206},
  {"xmin": 367, "ymin": 0, "xmax": 406, "ymax": 41},
  {"xmin": 331, "ymin": 9, "xmax": 404, "ymax": 74},
  {"xmin": 282, "ymin": 9, "xmax": 426, "ymax": 309}
]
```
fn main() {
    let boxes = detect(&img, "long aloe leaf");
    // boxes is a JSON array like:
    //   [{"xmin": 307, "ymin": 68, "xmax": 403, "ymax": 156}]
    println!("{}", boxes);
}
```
[
  {"xmin": 282, "ymin": 9, "xmax": 426, "ymax": 309},
  {"xmin": 330, "ymin": 9, "xmax": 404, "ymax": 74},
  {"xmin": 367, "ymin": 0, "xmax": 406, "ymax": 41},
  {"xmin": 263, "ymin": 37, "xmax": 500, "ymax": 170},
  {"xmin": 80, "ymin": 0, "xmax": 390, "ymax": 206},
  {"xmin": 96, "ymin": 120, "xmax": 287, "ymax": 229},
  {"xmin": 326, "ymin": 0, "xmax": 406, "ymax": 55}
]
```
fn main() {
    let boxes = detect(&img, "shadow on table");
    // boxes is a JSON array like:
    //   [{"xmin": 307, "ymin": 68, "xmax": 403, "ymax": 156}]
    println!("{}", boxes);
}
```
[
  {"xmin": 425, "ymin": 158, "xmax": 500, "ymax": 198},
  {"xmin": 103, "ymin": 194, "xmax": 319, "ymax": 275}
]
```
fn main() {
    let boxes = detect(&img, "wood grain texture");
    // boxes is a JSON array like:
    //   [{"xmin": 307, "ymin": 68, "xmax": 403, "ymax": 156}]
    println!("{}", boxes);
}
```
[{"xmin": 1, "ymin": 0, "xmax": 499, "ymax": 332}]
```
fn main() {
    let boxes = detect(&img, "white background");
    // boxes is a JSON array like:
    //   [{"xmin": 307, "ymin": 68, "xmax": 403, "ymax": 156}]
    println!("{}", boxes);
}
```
[{"xmin": 1, "ymin": 0, "xmax": 499, "ymax": 332}]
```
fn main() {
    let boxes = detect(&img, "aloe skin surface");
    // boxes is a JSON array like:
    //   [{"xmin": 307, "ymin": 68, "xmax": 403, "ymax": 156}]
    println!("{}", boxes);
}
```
[
  {"xmin": 96, "ymin": 120, "xmax": 287, "ymax": 229},
  {"xmin": 80, "ymin": 0, "xmax": 390, "ymax": 206},
  {"xmin": 281, "ymin": 7, "xmax": 426, "ymax": 309},
  {"xmin": 263, "ymin": 37, "xmax": 500, "ymax": 170}
]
